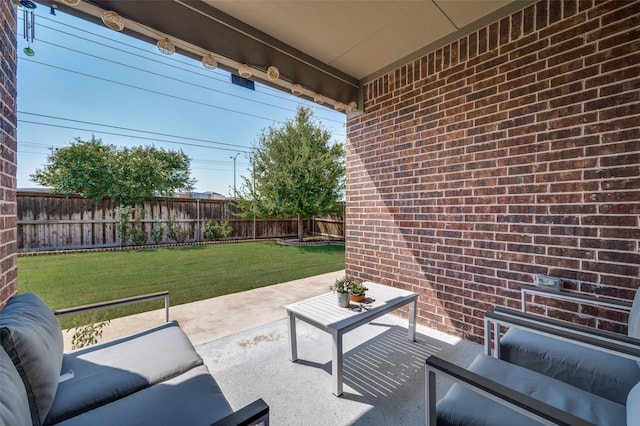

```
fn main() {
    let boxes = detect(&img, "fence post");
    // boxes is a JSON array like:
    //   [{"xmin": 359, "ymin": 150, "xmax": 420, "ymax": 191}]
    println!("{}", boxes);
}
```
[{"xmin": 196, "ymin": 198, "xmax": 200, "ymax": 242}]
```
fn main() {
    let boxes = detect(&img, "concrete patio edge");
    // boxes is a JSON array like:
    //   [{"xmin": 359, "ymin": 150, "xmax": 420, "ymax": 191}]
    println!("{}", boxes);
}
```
[{"xmin": 62, "ymin": 270, "xmax": 346, "ymax": 350}]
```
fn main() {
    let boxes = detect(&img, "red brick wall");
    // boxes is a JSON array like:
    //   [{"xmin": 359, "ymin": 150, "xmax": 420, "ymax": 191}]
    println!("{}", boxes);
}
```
[
  {"xmin": 0, "ymin": 1, "xmax": 18, "ymax": 307},
  {"xmin": 346, "ymin": 0, "xmax": 640, "ymax": 342}
]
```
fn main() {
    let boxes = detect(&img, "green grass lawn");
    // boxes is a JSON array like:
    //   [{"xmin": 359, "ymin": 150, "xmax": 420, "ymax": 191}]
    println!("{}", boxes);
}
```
[{"xmin": 18, "ymin": 242, "xmax": 344, "ymax": 324}]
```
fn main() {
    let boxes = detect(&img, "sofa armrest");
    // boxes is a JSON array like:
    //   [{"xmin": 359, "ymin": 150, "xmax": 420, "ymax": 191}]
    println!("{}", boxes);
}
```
[
  {"xmin": 210, "ymin": 398, "xmax": 269, "ymax": 426},
  {"xmin": 53, "ymin": 291, "xmax": 170, "ymax": 322},
  {"xmin": 484, "ymin": 307, "xmax": 640, "ymax": 359},
  {"xmin": 520, "ymin": 284, "xmax": 632, "ymax": 313},
  {"xmin": 425, "ymin": 355, "xmax": 595, "ymax": 426}
]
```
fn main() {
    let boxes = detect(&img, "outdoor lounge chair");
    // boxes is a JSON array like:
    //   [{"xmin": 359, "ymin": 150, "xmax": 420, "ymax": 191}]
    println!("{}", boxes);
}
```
[
  {"xmin": 426, "ymin": 352, "xmax": 640, "ymax": 425},
  {"xmin": 427, "ymin": 297, "xmax": 640, "ymax": 425},
  {"xmin": 488, "ymin": 285, "xmax": 640, "ymax": 404},
  {"xmin": 427, "ymin": 285, "xmax": 640, "ymax": 425}
]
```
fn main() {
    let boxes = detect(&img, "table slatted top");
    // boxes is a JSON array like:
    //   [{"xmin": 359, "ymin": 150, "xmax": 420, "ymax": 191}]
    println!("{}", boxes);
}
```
[{"xmin": 285, "ymin": 282, "xmax": 417, "ymax": 332}]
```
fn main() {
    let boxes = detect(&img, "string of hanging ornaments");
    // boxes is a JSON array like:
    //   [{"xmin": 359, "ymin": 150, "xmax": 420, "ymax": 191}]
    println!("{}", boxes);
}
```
[
  {"xmin": 235, "ymin": 63, "xmax": 357, "ymax": 111},
  {"xmin": 47, "ymin": 0, "xmax": 357, "ymax": 112},
  {"xmin": 54, "ymin": 0, "xmax": 357, "ymax": 113},
  {"xmin": 19, "ymin": 0, "xmax": 37, "ymax": 56}
]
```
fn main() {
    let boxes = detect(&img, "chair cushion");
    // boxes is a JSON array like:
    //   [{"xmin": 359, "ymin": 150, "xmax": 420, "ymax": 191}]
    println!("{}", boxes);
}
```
[
  {"xmin": 436, "ymin": 354, "xmax": 626, "ymax": 426},
  {"xmin": 628, "ymin": 289, "xmax": 640, "ymax": 337},
  {"xmin": 627, "ymin": 289, "xmax": 640, "ymax": 369},
  {"xmin": 44, "ymin": 321, "xmax": 203, "ymax": 425},
  {"xmin": 500, "ymin": 327, "xmax": 640, "ymax": 404},
  {"xmin": 0, "ymin": 292, "xmax": 63, "ymax": 426},
  {"xmin": 0, "ymin": 346, "xmax": 32, "ymax": 425},
  {"xmin": 628, "ymin": 381, "xmax": 640, "ymax": 426},
  {"xmin": 55, "ymin": 365, "xmax": 234, "ymax": 426}
]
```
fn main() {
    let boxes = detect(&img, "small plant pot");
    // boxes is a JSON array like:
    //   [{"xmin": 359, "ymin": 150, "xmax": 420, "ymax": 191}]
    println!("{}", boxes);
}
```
[
  {"xmin": 350, "ymin": 293, "xmax": 365, "ymax": 303},
  {"xmin": 337, "ymin": 292, "xmax": 350, "ymax": 308}
]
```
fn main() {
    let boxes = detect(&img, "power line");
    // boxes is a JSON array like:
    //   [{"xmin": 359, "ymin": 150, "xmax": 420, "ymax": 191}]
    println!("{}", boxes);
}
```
[
  {"xmin": 18, "ymin": 111, "xmax": 250, "ymax": 150},
  {"xmin": 18, "ymin": 120, "xmax": 251, "ymax": 153},
  {"xmin": 16, "ymin": 11, "xmax": 348, "ymax": 175},
  {"xmin": 33, "ymin": 15, "xmax": 232, "ymax": 85},
  {"xmin": 190, "ymin": 167, "xmax": 234, "ymax": 172},
  {"xmin": 18, "ymin": 149, "xmax": 49, "ymax": 155},
  {"xmin": 18, "ymin": 144, "xmax": 250, "ymax": 170},
  {"xmin": 21, "ymin": 57, "xmax": 344, "ymax": 137},
  {"xmin": 20, "ymin": 58, "xmax": 284, "ymax": 124},
  {"xmin": 37, "ymin": 17, "xmax": 312, "ymax": 116},
  {"xmin": 35, "ymin": 38, "xmax": 304, "ymax": 117},
  {"xmin": 20, "ymin": 140, "xmax": 250, "ymax": 164},
  {"xmin": 191, "ymin": 158, "xmax": 248, "ymax": 166},
  {"xmin": 27, "ymin": 14, "xmax": 346, "ymax": 125}
]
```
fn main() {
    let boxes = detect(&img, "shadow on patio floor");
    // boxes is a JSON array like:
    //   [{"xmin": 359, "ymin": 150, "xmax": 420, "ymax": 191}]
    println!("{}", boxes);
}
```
[
  {"xmin": 197, "ymin": 314, "xmax": 481, "ymax": 426},
  {"xmin": 62, "ymin": 270, "xmax": 481, "ymax": 424}
]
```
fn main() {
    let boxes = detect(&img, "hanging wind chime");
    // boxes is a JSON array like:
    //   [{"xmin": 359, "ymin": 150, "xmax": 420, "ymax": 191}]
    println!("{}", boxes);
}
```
[{"xmin": 20, "ymin": 0, "xmax": 37, "ymax": 56}]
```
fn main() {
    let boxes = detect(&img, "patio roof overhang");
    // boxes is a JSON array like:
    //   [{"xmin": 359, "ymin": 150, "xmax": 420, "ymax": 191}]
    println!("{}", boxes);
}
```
[{"xmin": 47, "ymin": 0, "xmax": 534, "ymax": 113}]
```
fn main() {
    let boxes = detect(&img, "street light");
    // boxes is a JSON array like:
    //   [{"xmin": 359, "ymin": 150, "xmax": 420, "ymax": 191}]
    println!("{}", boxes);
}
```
[{"xmin": 230, "ymin": 152, "xmax": 240, "ymax": 198}]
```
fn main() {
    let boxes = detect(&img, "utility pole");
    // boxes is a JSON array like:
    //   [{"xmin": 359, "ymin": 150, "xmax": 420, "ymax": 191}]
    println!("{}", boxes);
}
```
[{"xmin": 230, "ymin": 152, "xmax": 240, "ymax": 198}]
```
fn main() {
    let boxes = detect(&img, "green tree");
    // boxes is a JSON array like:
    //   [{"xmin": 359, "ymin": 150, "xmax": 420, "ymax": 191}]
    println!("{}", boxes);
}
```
[
  {"xmin": 31, "ymin": 136, "xmax": 195, "ymax": 206},
  {"xmin": 235, "ymin": 106, "xmax": 345, "ymax": 241}
]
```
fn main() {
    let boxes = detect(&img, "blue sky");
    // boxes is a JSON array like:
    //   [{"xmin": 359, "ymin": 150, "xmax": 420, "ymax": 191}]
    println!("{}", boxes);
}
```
[{"xmin": 16, "ymin": 5, "xmax": 346, "ymax": 196}]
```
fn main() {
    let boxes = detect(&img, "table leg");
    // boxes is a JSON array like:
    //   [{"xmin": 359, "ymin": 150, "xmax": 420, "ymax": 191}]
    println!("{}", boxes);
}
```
[
  {"xmin": 288, "ymin": 312, "xmax": 298, "ymax": 362},
  {"xmin": 332, "ymin": 331, "xmax": 343, "ymax": 396},
  {"xmin": 408, "ymin": 300, "xmax": 417, "ymax": 342}
]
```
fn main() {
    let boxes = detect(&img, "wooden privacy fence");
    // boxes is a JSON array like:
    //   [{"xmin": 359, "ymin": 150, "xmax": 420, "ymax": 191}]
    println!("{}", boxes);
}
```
[{"xmin": 17, "ymin": 191, "xmax": 344, "ymax": 251}]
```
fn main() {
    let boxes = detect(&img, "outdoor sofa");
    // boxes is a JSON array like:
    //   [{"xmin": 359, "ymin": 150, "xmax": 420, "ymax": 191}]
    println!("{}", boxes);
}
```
[
  {"xmin": 426, "ymin": 285, "xmax": 640, "ymax": 425},
  {"xmin": 0, "ymin": 291, "xmax": 269, "ymax": 426}
]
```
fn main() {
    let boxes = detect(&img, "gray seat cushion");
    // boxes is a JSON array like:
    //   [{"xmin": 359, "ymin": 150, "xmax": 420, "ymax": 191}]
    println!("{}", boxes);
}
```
[
  {"xmin": 500, "ymin": 327, "xmax": 640, "ymax": 404},
  {"xmin": 0, "ymin": 347, "xmax": 32, "ymax": 425},
  {"xmin": 55, "ymin": 365, "xmax": 233, "ymax": 426},
  {"xmin": 0, "ymin": 292, "xmax": 64, "ymax": 426},
  {"xmin": 437, "ymin": 354, "xmax": 626, "ymax": 426},
  {"xmin": 45, "ymin": 321, "xmax": 203, "ymax": 425},
  {"xmin": 628, "ymin": 382, "xmax": 640, "ymax": 426}
]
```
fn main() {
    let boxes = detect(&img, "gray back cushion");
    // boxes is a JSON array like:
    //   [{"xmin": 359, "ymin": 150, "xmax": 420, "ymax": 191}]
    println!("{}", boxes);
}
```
[
  {"xmin": 627, "ymin": 289, "xmax": 640, "ymax": 369},
  {"xmin": 628, "ymin": 381, "xmax": 640, "ymax": 426},
  {"xmin": 0, "ymin": 293, "xmax": 63, "ymax": 426},
  {"xmin": 0, "ymin": 346, "xmax": 32, "ymax": 425},
  {"xmin": 628, "ymin": 288, "xmax": 640, "ymax": 337},
  {"xmin": 500, "ymin": 327, "xmax": 640, "ymax": 404}
]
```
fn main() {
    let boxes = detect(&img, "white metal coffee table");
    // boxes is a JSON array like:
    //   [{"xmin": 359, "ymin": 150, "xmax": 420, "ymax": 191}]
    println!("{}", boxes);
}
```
[{"xmin": 285, "ymin": 281, "xmax": 418, "ymax": 396}]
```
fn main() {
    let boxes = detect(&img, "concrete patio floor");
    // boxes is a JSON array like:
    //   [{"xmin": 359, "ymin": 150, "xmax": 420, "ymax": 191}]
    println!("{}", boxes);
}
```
[{"xmin": 62, "ymin": 270, "xmax": 482, "ymax": 425}]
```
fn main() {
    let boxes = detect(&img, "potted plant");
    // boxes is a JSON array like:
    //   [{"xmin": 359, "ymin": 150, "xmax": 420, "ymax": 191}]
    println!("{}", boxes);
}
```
[
  {"xmin": 330, "ymin": 277, "xmax": 351, "ymax": 308},
  {"xmin": 348, "ymin": 279, "xmax": 368, "ymax": 303}
]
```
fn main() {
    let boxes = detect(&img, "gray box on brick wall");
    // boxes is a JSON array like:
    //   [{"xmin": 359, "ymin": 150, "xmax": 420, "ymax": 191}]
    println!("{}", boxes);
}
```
[{"xmin": 535, "ymin": 275, "xmax": 563, "ymax": 290}]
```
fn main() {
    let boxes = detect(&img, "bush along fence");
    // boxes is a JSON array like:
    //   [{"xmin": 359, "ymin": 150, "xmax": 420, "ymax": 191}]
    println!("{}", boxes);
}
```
[{"xmin": 17, "ymin": 191, "xmax": 344, "ymax": 251}]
